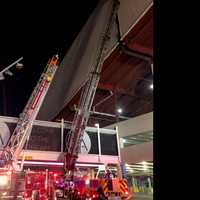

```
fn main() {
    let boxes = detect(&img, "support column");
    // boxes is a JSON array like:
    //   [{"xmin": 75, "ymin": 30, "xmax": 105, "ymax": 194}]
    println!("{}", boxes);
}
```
[
  {"xmin": 120, "ymin": 138, "xmax": 124, "ymax": 148},
  {"xmin": 45, "ymin": 169, "xmax": 48, "ymax": 198},
  {"xmin": 147, "ymin": 176, "xmax": 153, "ymax": 193},
  {"xmin": 115, "ymin": 126, "xmax": 121, "ymax": 162},
  {"xmin": 97, "ymin": 124, "xmax": 101, "ymax": 162},
  {"xmin": 116, "ymin": 163, "xmax": 122, "ymax": 179},
  {"xmin": 133, "ymin": 176, "xmax": 139, "ymax": 193},
  {"xmin": 91, "ymin": 168, "xmax": 95, "ymax": 179},
  {"xmin": 61, "ymin": 118, "xmax": 64, "ymax": 153}
]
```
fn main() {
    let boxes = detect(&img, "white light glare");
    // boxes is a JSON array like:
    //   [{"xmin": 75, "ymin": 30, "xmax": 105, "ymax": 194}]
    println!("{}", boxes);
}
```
[
  {"xmin": 95, "ymin": 123, "xmax": 99, "ymax": 127},
  {"xmin": 141, "ymin": 161, "xmax": 147, "ymax": 165},
  {"xmin": 85, "ymin": 179, "xmax": 90, "ymax": 185},
  {"xmin": 142, "ymin": 161, "xmax": 148, "ymax": 171},
  {"xmin": 0, "ymin": 175, "xmax": 9, "ymax": 186},
  {"xmin": 16, "ymin": 63, "xmax": 23, "ymax": 68},
  {"xmin": 143, "ymin": 165, "xmax": 148, "ymax": 171},
  {"xmin": 150, "ymin": 84, "xmax": 153, "ymax": 89},
  {"xmin": 2, "ymin": 192, "xmax": 7, "ymax": 196},
  {"xmin": 117, "ymin": 108, "xmax": 122, "ymax": 114},
  {"xmin": 99, "ymin": 165, "xmax": 105, "ymax": 171}
]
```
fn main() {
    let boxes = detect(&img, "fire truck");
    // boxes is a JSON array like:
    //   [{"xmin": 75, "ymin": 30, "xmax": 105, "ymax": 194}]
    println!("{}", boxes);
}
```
[
  {"xmin": 0, "ymin": 0, "xmax": 132, "ymax": 199},
  {"xmin": 56, "ymin": 0, "xmax": 132, "ymax": 199}
]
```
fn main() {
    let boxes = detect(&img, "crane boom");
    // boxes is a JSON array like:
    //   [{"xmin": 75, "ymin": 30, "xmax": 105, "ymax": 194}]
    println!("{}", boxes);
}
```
[
  {"xmin": 64, "ymin": 0, "xmax": 120, "ymax": 176},
  {"xmin": 1, "ymin": 55, "xmax": 59, "ymax": 170}
]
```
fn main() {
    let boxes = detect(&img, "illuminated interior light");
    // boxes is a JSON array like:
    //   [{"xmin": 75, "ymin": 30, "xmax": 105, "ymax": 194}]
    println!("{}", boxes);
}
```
[
  {"xmin": 143, "ymin": 165, "xmax": 148, "ymax": 171},
  {"xmin": 141, "ymin": 161, "xmax": 147, "ymax": 165},
  {"xmin": 150, "ymin": 84, "xmax": 153, "ymax": 89},
  {"xmin": 142, "ymin": 161, "xmax": 148, "ymax": 171}
]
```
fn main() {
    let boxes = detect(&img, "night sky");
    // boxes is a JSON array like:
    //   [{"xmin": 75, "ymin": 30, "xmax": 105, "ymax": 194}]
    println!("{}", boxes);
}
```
[{"xmin": 0, "ymin": 1, "xmax": 99, "ymax": 117}]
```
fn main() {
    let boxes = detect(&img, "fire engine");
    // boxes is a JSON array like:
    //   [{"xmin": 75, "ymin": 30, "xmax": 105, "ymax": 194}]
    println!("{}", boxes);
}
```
[{"xmin": 57, "ymin": 0, "xmax": 132, "ymax": 199}]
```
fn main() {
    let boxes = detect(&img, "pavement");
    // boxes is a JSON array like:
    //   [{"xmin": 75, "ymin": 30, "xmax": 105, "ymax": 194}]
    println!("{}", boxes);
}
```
[{"xmin": 134, "ymin": 193, "xmax": 153, "ymax": 200}]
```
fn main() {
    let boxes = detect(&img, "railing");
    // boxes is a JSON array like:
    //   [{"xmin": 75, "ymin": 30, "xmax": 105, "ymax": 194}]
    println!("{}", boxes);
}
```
[{"xmin": 0, "ymin": 116, "xmax": 120, "ymax": 160}]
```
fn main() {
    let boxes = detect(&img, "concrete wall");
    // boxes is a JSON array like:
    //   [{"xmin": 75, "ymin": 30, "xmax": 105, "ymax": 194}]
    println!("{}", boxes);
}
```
[
  {"xmin": 106, "ymin": 112, "xmax": 153, "ymax": 163},
  {"xmin": 107, "ymin": 112, "xmax": 153, "ymax": 137},
  {"xmin": 121, "ymin": 142, "xmax": 153, "ymax": 163}
]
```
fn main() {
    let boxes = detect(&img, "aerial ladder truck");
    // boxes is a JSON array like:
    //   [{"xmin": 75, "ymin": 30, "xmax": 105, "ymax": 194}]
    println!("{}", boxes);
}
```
[
  {"xmin": 61, "ymin": 1, "xmax": 131, "ymax": 199},
  {"xmin": 64, "ymin": 0, "xmax": 120, "ymax": 179},
  {"xmin": 0, "ymin": 55, "xmax": 59, "ymax": 199}
]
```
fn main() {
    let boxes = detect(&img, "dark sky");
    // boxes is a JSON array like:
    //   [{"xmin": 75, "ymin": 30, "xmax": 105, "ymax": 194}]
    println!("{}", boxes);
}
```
[{"xmin": 0, "ymin": 1, "xmax": 99, "ymax": 117}]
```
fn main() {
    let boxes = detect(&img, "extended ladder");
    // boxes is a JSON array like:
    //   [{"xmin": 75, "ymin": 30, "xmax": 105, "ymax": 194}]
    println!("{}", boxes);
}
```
[
  {"xmin": 64, "ymin": 0, "xmax": 120, "ymax": 176},
  {"xmin": 1, "ymin": 55, "xmax": 59, "ymax": 170}
]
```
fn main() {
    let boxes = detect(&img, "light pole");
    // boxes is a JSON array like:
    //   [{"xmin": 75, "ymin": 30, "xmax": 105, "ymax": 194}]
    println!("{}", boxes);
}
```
[
  {"xmin": 0, "ymin": 57, "xmax": 23, "ymax": 80},
  {"xmin": 0, "ymin": 57, "xmax": 23, "ymax": 115}
]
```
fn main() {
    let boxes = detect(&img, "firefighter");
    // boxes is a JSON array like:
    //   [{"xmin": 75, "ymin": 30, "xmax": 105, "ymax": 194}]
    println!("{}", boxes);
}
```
[
  {"xmin": 97, "ymin": 186, "xmax": 107, "ymax": 200},
  {"xmin": 104, "ymin": 168, "xmax": 112, "ymax": 179}
]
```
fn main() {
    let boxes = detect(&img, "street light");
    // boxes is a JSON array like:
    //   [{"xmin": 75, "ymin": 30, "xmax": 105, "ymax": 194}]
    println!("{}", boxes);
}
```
[
  {"xmin": 0, "ymin": 57, "xmax": 23, "ymax": 80},
  {"xmin": 16, "ymin": 62, "xmax": 23, "ymax": 69},
  {"xmin": 0, "ymin": 57, "xmax": 24, "ymax": 115},
  {"xmin": 0, "ymin": 73, "xmax": 4, "ymax": 80}
]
